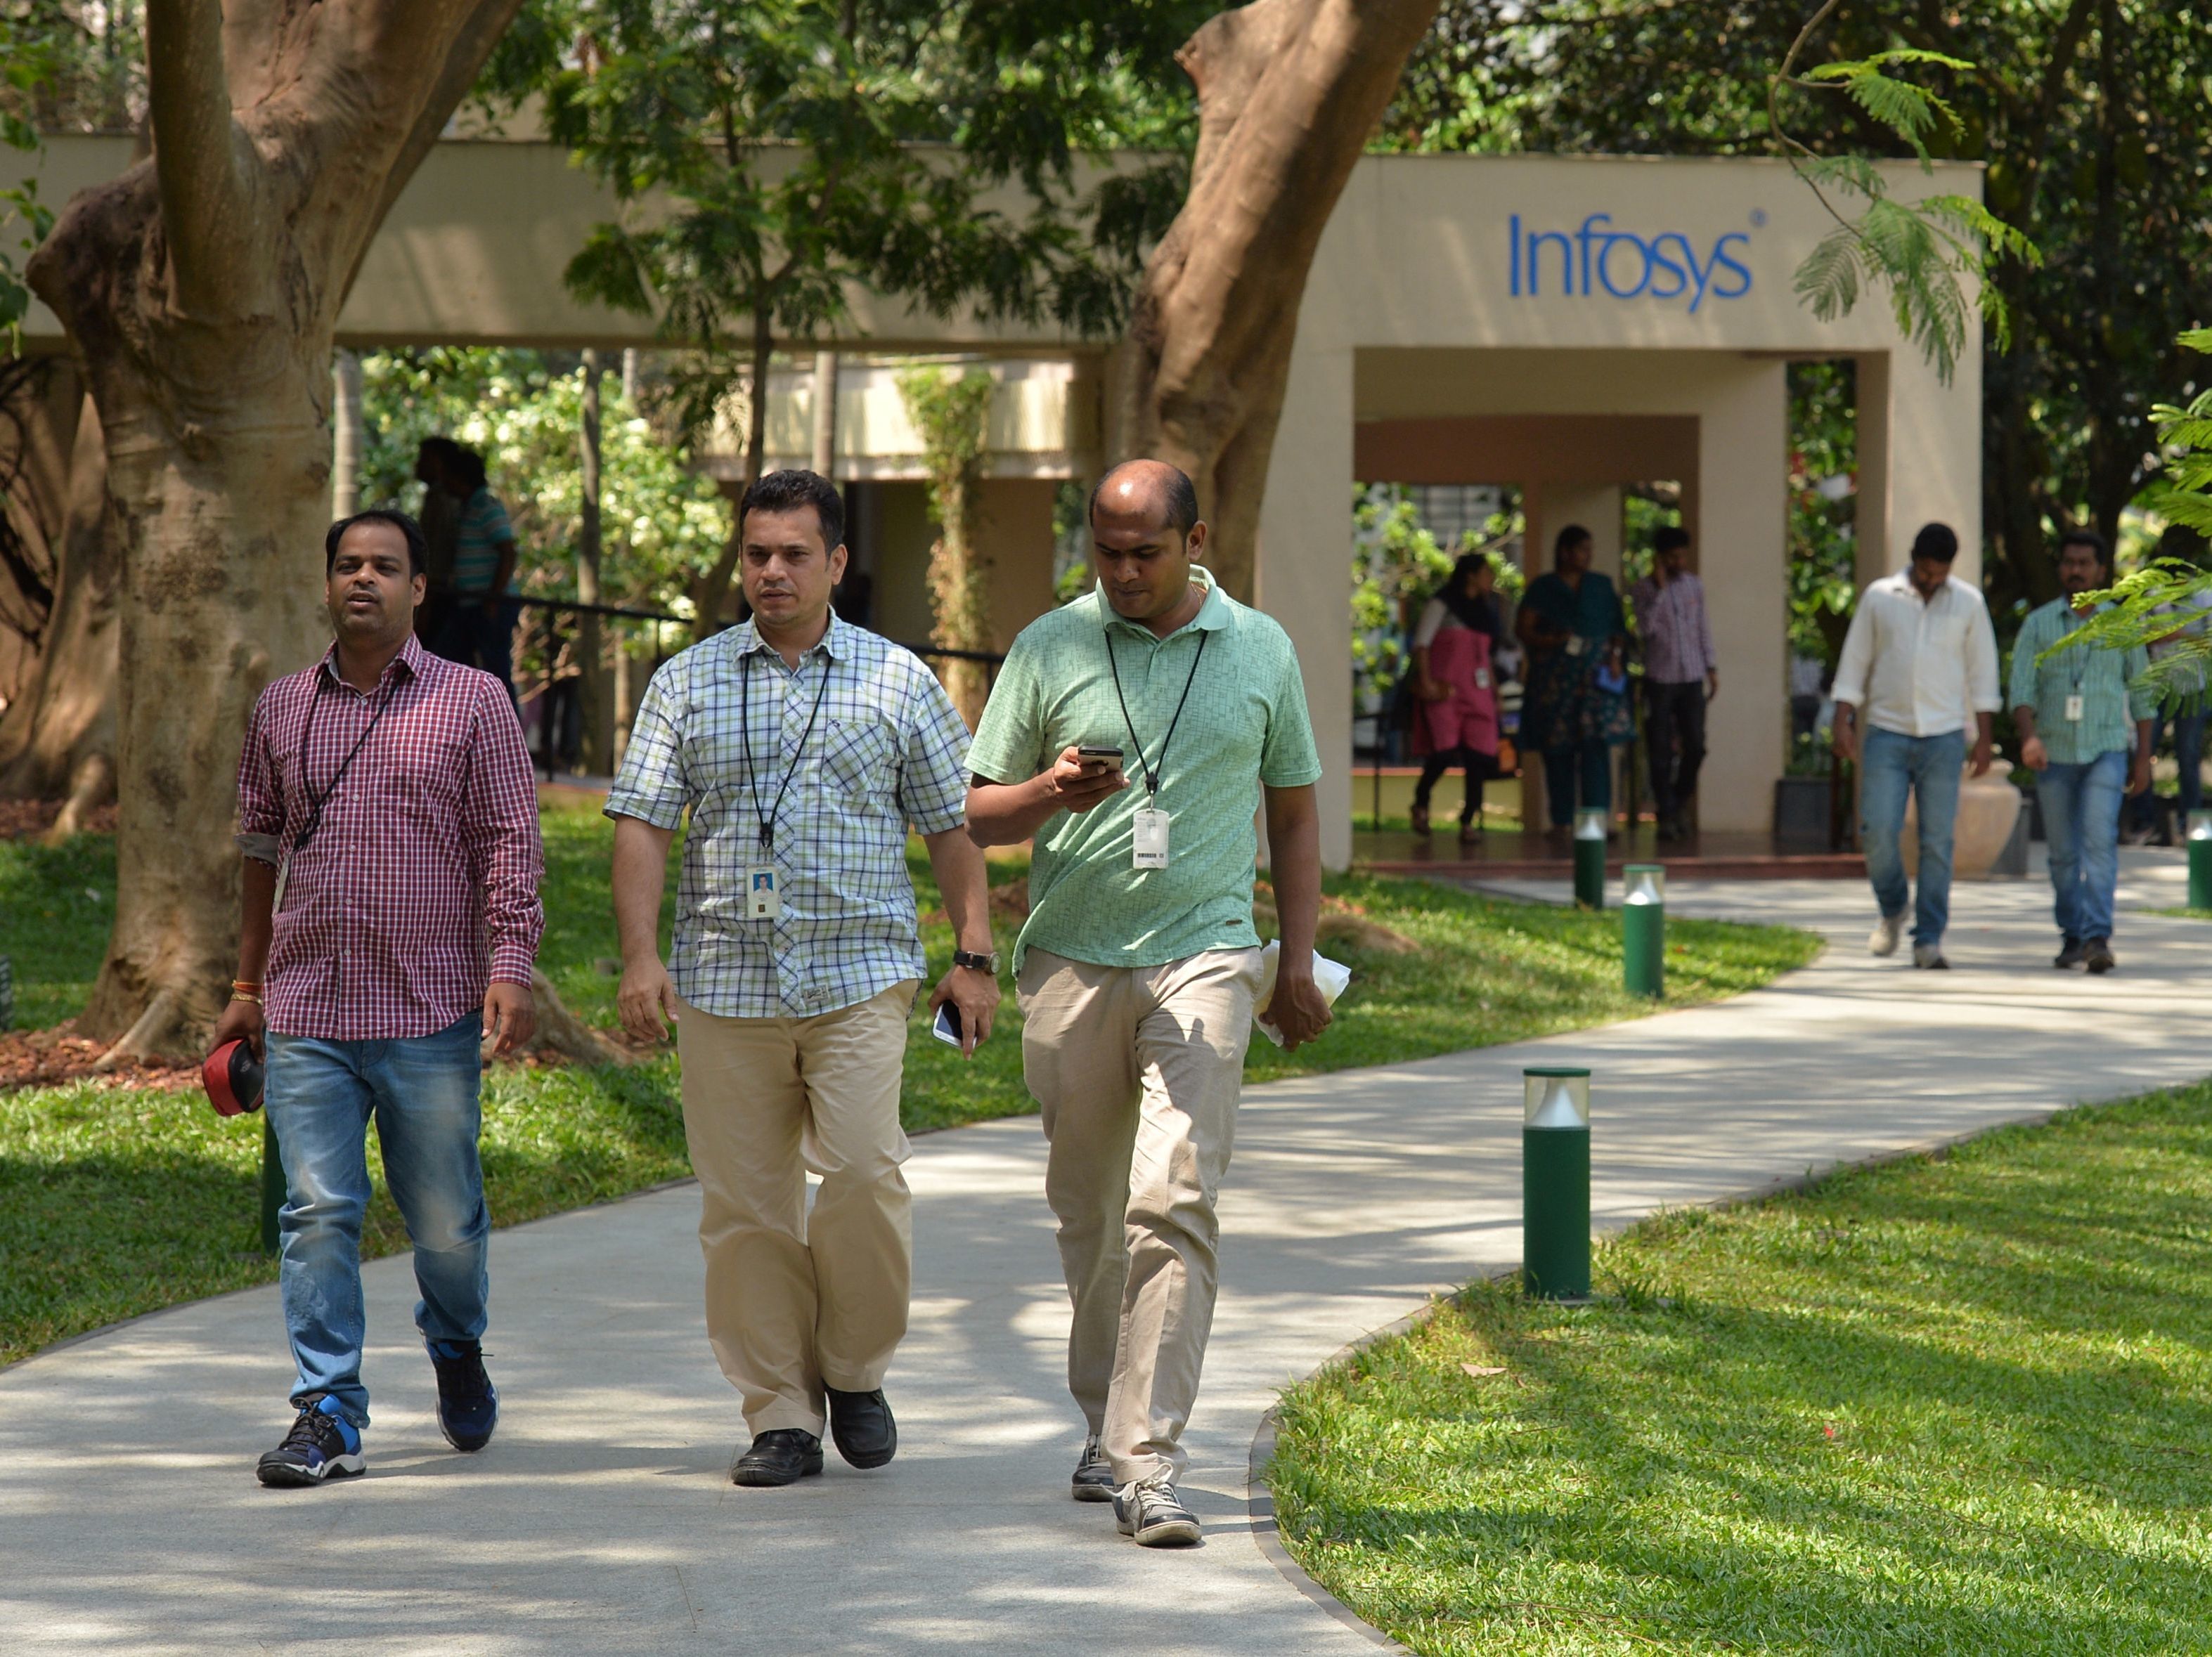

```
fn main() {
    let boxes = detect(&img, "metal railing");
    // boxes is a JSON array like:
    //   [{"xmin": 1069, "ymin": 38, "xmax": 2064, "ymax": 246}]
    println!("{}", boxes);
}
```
[{"xmin": 499, "ymin": 594, "xmax": 1004, "ymax": 778}]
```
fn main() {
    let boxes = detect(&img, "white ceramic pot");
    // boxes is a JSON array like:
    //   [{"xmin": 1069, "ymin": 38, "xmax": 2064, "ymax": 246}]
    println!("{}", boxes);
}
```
[{"xmin": 1899, "ymin": 766, "xmax": 2023, "ymax": 879}]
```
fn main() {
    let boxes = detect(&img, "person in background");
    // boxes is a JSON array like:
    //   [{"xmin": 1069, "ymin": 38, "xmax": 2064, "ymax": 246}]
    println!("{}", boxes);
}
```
[
  {"xmin": 1831, "ymin": 521, "xmax": 2000, "ymax": 970},
  {"xmin": 215, "ymin": 509, "xmax": 543, "ymax": 1488},
  {"xmin": 1629, "ymin": 525, "xmax": 1718, "ymax": 843},
  {"xmin": 412, "ymin": 437, "xmax": 464, "ymax": 646},
  {"xmin": 2123, "ymin": 532, "xmax": 2211, "ymax": 845},
  {"xmin": 1516, "ymin": 524, "xmax": 1631, "ymax": 845},
  {"xmin": 433, "ymin": 445, "xmax": 521, "ymax": 708},
  {"xmin": 1409, "ymin": 552, "xmax": 1502, "ymax": 845},
  {"xmin": 2010, "ymin": 528, "xmax": 2153, "ymax": 974}
]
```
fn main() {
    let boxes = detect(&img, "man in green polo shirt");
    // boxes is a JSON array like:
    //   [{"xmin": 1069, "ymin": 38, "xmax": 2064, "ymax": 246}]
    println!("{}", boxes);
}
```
[
  {"xmin": 2011, "ymin": 528, "xmax": 2153, "ymax": 974},
  {"xmin": 966, "ymin": 459, "xmax": 1331, "ymax": 1549}
]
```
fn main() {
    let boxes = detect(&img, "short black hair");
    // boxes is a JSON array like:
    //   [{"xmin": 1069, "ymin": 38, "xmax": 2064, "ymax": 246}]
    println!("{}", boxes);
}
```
[
  {"xmin": 1653, "ymin": 525, "xmax": 1690, "ymax": 556},
  {"xmin": 1088, "ymin": 461, "xmax": 1200, "ymax": 536},
  {"xmin": 740, "ymin": 469, "xmax": 846, "ymax": 549},
  {"xmin": 1555, "ymin": 523, "xmax": 1593, "ymax": 557},
  {"xmin": 448, "ymin": 444, "xmax": 490, "ymax": 495},
  {"xmin": 325, "ymin": 510, "xmax": 427, "ymax": 578},
  {"xmin": 1910, "ymin": 521, "xmax": 1960, "ymax": 564},
  {"xmin": 2058, "ymin": 526, "xmax": 2112, "ymax": 570}
]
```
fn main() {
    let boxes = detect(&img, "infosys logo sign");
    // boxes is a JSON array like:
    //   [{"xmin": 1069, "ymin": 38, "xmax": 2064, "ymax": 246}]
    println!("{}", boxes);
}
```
[{"xmin": 1507, "ymin": 212, "xmax": 1759, "ymax": 313}]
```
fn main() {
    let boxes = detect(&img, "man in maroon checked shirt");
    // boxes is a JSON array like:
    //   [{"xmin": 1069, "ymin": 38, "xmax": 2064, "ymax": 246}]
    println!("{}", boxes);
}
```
[{"xmin": 212, "ymin": 509, "xmax": 543, "ymax": 1489}]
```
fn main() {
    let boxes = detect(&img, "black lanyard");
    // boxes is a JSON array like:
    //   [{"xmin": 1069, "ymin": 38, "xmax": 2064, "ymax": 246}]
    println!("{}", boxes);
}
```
[
  {"xmin": 1104, "ymin": 623, "xmax": 1210, "ymax": 801},
  {"xmin": 291, "ymin": 668, "xmax": 401, "ymax": 858},
  {"xmin": 739, "ymin": 642, "xmax": 832, "ymax": 852}
]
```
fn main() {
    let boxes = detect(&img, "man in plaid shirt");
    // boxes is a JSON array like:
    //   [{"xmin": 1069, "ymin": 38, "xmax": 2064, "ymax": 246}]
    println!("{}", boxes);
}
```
[
  {"xmin": 608, "ymin": 469, "xmax": 1000, "ymax": 1489},
  {"xmin": 213, "ymin": 509, "xmax": 543, "ymax": 1489}
]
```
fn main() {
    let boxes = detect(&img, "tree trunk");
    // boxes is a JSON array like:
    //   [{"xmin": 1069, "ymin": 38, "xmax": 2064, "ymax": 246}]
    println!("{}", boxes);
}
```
[
  {"xmin": 0, "ymin": 376, "xmax": 121, "ymax": 808},
  {"xmin": 688, "ymin": 308, "xmax": 773, "ymax": 644},
  {"xmin": 576, "ymin": 348, "xmax": 612, "ymax": 774},
  {"xmin": 331, "ymin": 349, "xmax": 365, "ymax": 519},
  {"xmin": 25, "ymin": 0, "xmax": 525, "ymax": 1055},
  {"xmin": 1112, "ymin": 0, "xmax": 1439, "ymax": 602}
]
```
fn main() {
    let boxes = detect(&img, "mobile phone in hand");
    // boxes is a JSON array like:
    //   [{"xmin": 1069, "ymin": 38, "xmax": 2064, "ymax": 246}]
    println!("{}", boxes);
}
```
[
  {"xmin": 932, "ymin": 1000, "xmax": 964, "ymax": 1048},
  {"xmin": 1075, "ymin": 744, "xmax": 1124, "ymax": 766}
]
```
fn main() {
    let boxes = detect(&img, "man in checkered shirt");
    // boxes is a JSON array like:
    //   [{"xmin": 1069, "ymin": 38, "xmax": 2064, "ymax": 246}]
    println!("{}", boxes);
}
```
[
  {"xmin": 607, "ymin": 469, "xmax": 1000, "ymax": 1489},
  {"xmin": 213, "ymin": 509, "xmax": 543, "ymax": 1489}
]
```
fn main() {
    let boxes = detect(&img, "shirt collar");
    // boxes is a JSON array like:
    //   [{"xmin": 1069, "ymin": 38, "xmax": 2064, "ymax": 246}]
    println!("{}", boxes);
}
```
[
  {"xmin": 1096, "ymin": 565, "xmax": 1231, "ymax": 639},
  {"xmin": 729, "ymin": 611, "xmax": 850, "ymax": 664},
  {"xmin": 318, "ymin": 630, "xmax": 425, "ymax": 692}
]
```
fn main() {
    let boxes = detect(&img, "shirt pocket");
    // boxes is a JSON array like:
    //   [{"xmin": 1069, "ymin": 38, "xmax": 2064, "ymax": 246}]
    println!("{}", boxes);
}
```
[
  {"xmin": 819, "ymin": 715, "xmax": 897, "ymax": 806},
  {"xmin": 384, "ymin": 733, "xmax": 470, "ymax": 814}
]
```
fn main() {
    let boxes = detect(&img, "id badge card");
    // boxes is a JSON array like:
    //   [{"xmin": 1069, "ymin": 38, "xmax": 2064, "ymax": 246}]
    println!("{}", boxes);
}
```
[
  {"xmin": 1475, "ymin": 667, "xmax": 1492, "ymax": 689},
  {"xmin": 1132, "ymin": 807, "xmax": 1170, "ymax": 870},
  {"xmin": 2064, "ymin": 694, "xmax": 2085, "ymax": 722},
  {"xmin": 745, "ymin": 862, "xmax": 782, "ymax": 921},
  {"xmin": 1565, "ymin": 635, "xmax": 1589, "ymax": 657}
]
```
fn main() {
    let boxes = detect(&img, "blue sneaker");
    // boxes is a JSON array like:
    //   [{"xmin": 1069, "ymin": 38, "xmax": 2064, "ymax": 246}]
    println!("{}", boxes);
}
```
[
  {"xmin": 427, "ymin": 1339, "xmax": 498, "ymax": 1452},
  {"xmin": 257, "ymin": 1393, "xmax": 365, "ymax": 1488}
]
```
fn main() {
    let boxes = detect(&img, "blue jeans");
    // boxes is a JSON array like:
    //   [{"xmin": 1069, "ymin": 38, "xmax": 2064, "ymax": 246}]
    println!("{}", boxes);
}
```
[
  {"xmin": 1544, "ymin": 739, "xmax": 1613, "ymax": 826},
  {"xmin": 2038, "ymin": 750, "xmax": 2127, "ymax": 944},
  {"xmin": 264, "ymin": 1013, "xmax": 491, "ymax": 1427},
  {"xmin": 1859, "ymin": 726, "xmax": 1966, "ymax": 948},
  {"xmin": 2129, "ymin": 711, "xmax": 2204, "ymax": 832}
]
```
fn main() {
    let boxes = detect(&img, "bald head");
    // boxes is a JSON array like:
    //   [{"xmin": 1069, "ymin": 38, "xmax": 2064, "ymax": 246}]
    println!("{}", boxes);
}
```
[
  {"xmin": 1087, "ymin": 460, "xmax": 1199, "ymax": 537},
  {"xmin": 1087, "ymin": 458, "xmax": 1210, "ymax": 635}
]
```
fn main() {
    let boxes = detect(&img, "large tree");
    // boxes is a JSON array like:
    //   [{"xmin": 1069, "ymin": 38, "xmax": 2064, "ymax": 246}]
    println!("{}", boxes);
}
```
[
  {"xmin": 1113, "ymin": 0, "xmax": 1441, "ymax": 603},
  {"xmin": 24, "ymin": 0, "xmax": 526, "ymax": 1055}
]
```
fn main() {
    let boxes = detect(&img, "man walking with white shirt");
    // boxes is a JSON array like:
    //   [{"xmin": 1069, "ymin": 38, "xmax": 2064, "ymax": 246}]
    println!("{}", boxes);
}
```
[{"xmin": 1831, "ymin": 522, "xmax": 2000, "ymax": 970}]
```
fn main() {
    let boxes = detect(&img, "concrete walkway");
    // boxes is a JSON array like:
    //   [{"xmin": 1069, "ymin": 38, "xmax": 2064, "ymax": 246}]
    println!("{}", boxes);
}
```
[{"xmin": 2, "ymin": 857, "xmax": 2206, "ymax": 1656}]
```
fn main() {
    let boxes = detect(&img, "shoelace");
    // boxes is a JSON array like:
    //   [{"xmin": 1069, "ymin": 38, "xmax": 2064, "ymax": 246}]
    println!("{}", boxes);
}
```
[
  {"xmin": 430, "ymin": 1344, "xmax": 491, "ymax": 1402},
  {"xmin": 280, "ymin": 1405, "xmax": 338, "ymax": 1455}
]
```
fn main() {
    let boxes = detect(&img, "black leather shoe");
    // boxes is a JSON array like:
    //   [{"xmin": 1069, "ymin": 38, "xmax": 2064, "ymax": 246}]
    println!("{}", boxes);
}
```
[
  {"xmin": 824, "ymin": 1386, "xmax": 898, "ymax": 1469},
  {"xmin": 731, "ymin": 1429, "xmax": 824, "ymax": 1487}
]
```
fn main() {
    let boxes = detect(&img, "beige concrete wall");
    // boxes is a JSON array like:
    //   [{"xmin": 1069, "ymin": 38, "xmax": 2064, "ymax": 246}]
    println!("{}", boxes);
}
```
[{"xmin": 976, "ymin": 479, "xmax": 1060, "ymax": 652}]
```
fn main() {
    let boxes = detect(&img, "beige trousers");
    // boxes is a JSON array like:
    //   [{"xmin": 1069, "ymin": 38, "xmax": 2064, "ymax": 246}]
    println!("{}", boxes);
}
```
[
  {"xmin": 674, "ymin": 983, "xmax": 916, "ymax": 1438},
  {"xmin": 1018, "ymin": 947, "xmax": 1262, "ymax": 1486}
]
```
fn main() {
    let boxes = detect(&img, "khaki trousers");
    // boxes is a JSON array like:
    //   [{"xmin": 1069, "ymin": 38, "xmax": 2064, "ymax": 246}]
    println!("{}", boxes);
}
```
[
  {"xmin": 1018, "ymin": 947, "xmax": 1262, "ymax": 1486},
  {"xmin": 675, "ymin": 983, "xmax": 915, "ymax": 1438}
]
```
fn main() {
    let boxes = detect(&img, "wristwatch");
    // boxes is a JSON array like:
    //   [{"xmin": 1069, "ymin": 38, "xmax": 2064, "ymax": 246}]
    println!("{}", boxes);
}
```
[{"xmin": 952, "ymin": 948, "xmax": 1001, "ymax": 975}]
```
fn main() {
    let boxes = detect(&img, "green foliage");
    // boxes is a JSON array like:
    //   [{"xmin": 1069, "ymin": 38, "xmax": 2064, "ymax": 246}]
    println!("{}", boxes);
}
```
[
  {"xmin": 895, "ymin": 365, "xmax": 995, "ymax": 530},
  {"xmin": 2043, "ymin": 329, "xmax": 2212, "ymax": 711},
  {"xmin": 1269, "ymin": 1079, "xmax": 2212, "ymax": 1653},
  {"xmin": 501, "ymin": 0, "xmax": 1203, "ymax": 446},
  {"xmin": 356, "ymin": 348, "xmax": 727, "ymax": 616},
  {"xmin": 1773, "ymin": 43, "xmax": 2040, "ymax": 383},
  {"xmin": 1788, "ymin": 360, "xmax": 1858, "ymax": 666}
]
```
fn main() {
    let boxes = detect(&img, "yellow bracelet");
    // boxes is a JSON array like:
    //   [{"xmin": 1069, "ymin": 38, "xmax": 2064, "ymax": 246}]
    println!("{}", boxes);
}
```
[{"xmin": 231, "ymin": 990, "xmax": 262, "ymax": 1005}]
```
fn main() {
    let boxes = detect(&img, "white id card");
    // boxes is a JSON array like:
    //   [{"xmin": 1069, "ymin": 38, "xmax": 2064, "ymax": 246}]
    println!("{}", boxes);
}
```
[
  {"xmin": 1132, "ymin": 807, "xmax": 1170, "ymax": 869},
  {"xmin": 1475, "ymin": 667, "xmax": 1492, "ymax": 689},
  {"xmin": 1565, "ymin": 635, "xmax": 1589, "ymax": 657},
  {"xmin": 745, "ymin": 863, "xmax": 782, "ymax": 921},
  {"xmin": 2064, "ymin": 694, "xmax": 2085, "ymax": 722}
]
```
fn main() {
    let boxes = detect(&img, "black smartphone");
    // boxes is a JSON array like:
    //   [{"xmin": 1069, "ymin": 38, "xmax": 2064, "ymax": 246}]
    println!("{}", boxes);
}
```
[{"xmin": 1076, "ymin": 744, "xmax": 1125, "ymax": 765}]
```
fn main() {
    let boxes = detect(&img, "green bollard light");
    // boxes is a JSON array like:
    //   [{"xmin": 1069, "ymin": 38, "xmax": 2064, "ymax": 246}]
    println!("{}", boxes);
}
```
[
  {"xmin": 1622, "ymin": 863, "xmax": 1665, "ymax": 999},
  {"xmin": 260, "ymin": 1115, "xmax": 285, "ymax": 1256},
  {"xmin": 1572, "ymin": 806, "xmax": 1607, "ymax": 909},
  {"xmin": 1522, "ymin": 1067, "xmax": 1591, "ymax": 1301},
  {"xmin": 2190, "ymin": 810, "xmax": 2212, "ymax": 913}
]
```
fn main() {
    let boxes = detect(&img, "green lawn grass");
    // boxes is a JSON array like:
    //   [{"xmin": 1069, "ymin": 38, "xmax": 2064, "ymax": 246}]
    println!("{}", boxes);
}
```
[
  {"xmin": 2141, "ymin": 906, "xmax": 2212, "ymax": 921},
  {"xmin": 1266, "ymin": 1082, "xmax": 2212, "ymax": 1656},
  {"xmin": 0, "ymin": 810, "xmax": 1814, "ymax": 1367}
]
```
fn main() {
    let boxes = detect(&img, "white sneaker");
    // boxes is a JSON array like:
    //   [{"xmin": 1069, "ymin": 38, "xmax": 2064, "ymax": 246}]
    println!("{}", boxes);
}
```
[
  {"xmin": 1913, "ymin": 943, "xmax": 1949, "ymax": 970},
  {"xmin": 1868, "ymin": 912, "xmax": 1903, "ymax": 956}
]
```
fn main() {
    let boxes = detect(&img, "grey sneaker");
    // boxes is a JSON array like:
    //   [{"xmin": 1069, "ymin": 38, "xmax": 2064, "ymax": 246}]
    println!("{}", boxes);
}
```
[
  {"xmin": 1912, "ymin": 944, "xmax": 1949, "ymax": 970},
  {"xmin": 1113, "ymin": 1479, "xmax": 1202, "ymax": 1547},
  {"xmin": 1869, "ymin": 911, "xmax": 1904, "ymax": 956},
  {"xmin": 1071, "ymin": 1435, "xmax": 1115, "ymax": 1503}
]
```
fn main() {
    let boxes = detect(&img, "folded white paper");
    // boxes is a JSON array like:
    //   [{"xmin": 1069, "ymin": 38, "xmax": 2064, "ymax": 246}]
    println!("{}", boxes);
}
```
[{"xmin": 1253, "ymin": 940, "xmax": 1353, "ymax": 1046}]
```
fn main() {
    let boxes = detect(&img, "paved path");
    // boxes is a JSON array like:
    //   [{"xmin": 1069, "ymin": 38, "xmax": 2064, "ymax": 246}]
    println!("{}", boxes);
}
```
[{"xmin": 3, "ymin": 857, "xmax": 2206, "ymax": 1656}]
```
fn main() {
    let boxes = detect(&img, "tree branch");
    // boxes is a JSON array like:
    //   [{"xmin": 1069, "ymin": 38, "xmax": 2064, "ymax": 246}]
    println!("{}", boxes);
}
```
[{"xmin": 145, "ymin": 0, "xmax": 254, "ymax": 314}]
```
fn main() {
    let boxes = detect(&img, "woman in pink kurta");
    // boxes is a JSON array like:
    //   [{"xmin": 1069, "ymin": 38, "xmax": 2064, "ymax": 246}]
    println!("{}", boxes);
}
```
[{"xmin": 1411, "ymin": 555, "xmax": 1503, "ymax": 844}]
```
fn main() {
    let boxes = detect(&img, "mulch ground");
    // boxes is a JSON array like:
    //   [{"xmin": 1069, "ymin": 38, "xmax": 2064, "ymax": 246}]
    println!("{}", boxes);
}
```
[
  {"xmin": 0, "ymin": 799, "xmax": 117, "ymax": 840},
  {"xmin": 0, "ymin": 1024, "xmax": 204, "ymax": 1093}
]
